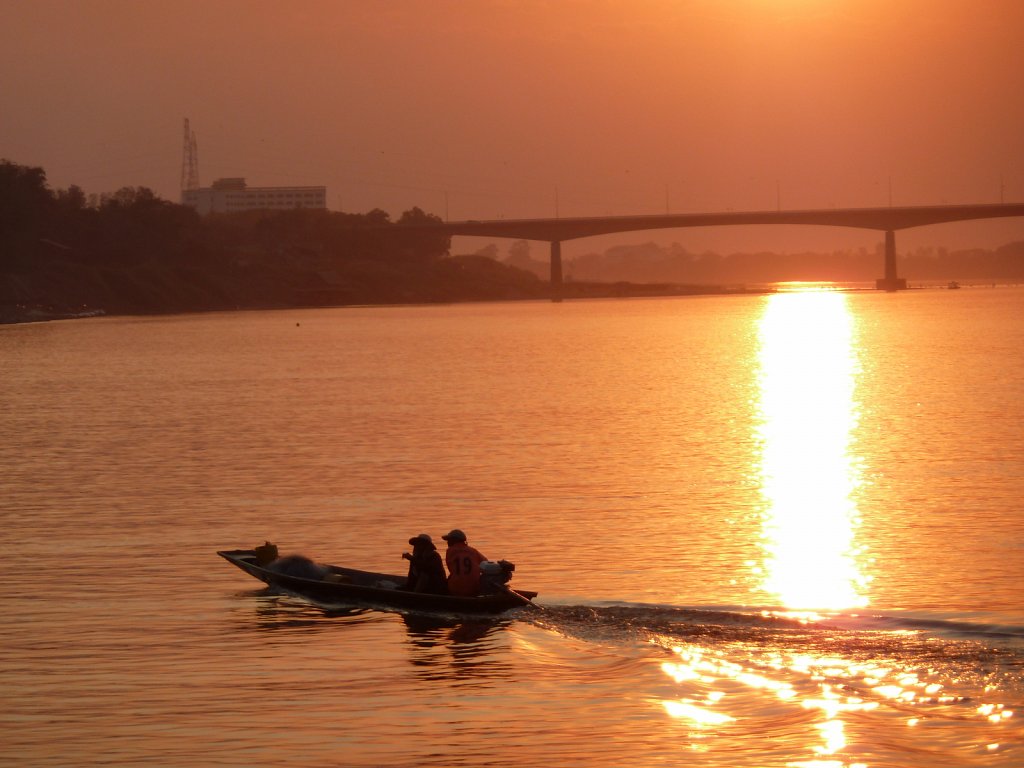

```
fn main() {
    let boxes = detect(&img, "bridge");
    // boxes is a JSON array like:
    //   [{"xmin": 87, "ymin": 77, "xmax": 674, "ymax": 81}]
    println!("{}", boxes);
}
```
[{"xmin": 408, "ymin": 202, "xmax": 1024, "ymax": 298}]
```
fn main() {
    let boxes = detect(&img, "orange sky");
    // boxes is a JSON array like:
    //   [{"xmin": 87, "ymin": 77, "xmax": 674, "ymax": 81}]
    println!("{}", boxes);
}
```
[{"xmin": 2, "ymin": 0, "xmax": 1023, "ymax": 254}]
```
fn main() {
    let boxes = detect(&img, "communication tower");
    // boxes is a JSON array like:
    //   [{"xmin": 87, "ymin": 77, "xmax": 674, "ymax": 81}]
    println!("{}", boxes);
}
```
[{"xmin": 180, "ymin": 118, "xmax": 200, "ymax": 191}]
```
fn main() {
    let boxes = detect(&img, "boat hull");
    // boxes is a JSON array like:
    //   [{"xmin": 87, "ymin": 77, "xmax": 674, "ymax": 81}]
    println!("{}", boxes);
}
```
[{"xmin": 217, "ymin": 549, "xmax": 537, "ymax": 614}]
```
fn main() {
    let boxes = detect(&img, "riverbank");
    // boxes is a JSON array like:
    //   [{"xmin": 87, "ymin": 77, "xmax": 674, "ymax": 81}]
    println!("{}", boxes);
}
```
[{"xmin": 0, "ymin": 280, "xmax": 768, "ymax": 325}]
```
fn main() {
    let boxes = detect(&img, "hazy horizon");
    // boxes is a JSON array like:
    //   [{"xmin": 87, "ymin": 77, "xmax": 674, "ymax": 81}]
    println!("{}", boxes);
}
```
[{"xmin": 3, "ymin": 0, "xmax": 1023, "ymax": 257}]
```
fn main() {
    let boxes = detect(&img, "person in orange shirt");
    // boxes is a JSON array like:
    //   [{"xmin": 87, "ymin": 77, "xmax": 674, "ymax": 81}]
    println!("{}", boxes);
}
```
[{"xmin": 442, "ymin": 529, "xmax": 487, "ymax": 597}]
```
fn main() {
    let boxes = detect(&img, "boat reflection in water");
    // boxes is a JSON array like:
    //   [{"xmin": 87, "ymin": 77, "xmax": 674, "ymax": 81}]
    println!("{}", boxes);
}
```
[{"xmin": 401, "ymin": 613, "xmax": 518, "ymax": 681}]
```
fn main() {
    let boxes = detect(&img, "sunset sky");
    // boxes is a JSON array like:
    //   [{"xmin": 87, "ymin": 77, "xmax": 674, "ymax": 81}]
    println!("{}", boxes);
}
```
[{"xmin": 3, "ymin": 0, "xmax": 1023, "ymax": 254}]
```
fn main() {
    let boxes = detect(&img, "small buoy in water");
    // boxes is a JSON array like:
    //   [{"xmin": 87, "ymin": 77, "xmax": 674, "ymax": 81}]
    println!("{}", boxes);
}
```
[{"xmin": 296, "ymin": 322, "xmax": 300, "ymax": 327}]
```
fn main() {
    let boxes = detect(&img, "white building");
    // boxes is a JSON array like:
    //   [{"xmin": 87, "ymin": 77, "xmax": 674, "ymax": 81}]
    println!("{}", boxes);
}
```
[{"xmin": 181, "ymin": 177, "xmax": 327, "ymax": 215}]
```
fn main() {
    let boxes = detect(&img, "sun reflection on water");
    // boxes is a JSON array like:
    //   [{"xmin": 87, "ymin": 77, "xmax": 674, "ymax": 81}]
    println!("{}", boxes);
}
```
[
  {"xmin": 755, "ymin": 291, "xmax": 868, "ymax": 611},
  {"xmin": 656, "ymin": 291, "xmax": 1017, "ymax": 764},
  {"xmin": 657, "ymin": 640, "xmax": 1015, "ymax": 765}
]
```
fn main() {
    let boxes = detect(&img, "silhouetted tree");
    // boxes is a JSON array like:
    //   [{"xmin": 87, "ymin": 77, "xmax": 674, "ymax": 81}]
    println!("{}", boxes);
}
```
[
  {"xmin": 55, "ymin": 184, "xmax": 87, "ymax": 211},
  {"xmin": 397, "ymin": 206, "xmax": 437, "ymax": 225},
  {"xmin": 394, "ymin": 206, "xmax": 449, "ymax": 260},
  {"xmin": 365, "ymin": 208, "xmax": 391, "ymax": 224},
  {"xmin": 0, "ymin": 160, "xmax": 53, "ymax": 267},
  {"xmin": 507, "ymin": 240, "xmax": 530, "ymax": 266}
]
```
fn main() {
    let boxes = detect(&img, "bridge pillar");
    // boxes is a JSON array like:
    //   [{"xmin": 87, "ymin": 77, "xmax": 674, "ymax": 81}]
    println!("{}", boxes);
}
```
[
  {"xmin": 876, "ymin": 230, "xmax": 908, "ymax": 291},
  {"xmin": 550, "ymin": 240, "xmax": 563, "ymax": 302}
]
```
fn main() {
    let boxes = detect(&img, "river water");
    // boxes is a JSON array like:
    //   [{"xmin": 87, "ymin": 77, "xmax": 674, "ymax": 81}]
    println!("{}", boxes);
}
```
[{"xmin": 3, "ymin": 287, "xmax": 1023, "ymax": 767}]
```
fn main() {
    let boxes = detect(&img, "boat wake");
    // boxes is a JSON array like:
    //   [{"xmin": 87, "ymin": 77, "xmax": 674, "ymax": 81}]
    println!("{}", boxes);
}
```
[
  {"xmin": 526, "ymin": 600, "xmax": 1024, "ymax": 646},
  {"xmin": 523, "ymin": 601, "xmax": 1024, "ymax": 722}
]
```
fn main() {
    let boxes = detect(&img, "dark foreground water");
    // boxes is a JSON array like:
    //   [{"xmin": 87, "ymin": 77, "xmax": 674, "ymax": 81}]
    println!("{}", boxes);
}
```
[{"xmin": 3, "ymin": 286, "xmax": 1023, "ymax": 767}]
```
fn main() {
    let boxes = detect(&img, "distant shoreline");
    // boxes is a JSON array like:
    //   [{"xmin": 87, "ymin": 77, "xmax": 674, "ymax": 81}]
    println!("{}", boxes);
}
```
[
  {"xmin": 7, "ymin": 279, "xmax": 1018, "ymax": 327},
  {"xmin": 0, "ymin": 282, "xmax": 771, "ymax": 326}
]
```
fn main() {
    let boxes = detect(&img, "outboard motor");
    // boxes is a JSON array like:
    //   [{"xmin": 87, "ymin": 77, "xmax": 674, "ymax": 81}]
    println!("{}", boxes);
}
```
[{"xmin": 480, "ymin": 559, "xmax": 516, "ymax": 593}]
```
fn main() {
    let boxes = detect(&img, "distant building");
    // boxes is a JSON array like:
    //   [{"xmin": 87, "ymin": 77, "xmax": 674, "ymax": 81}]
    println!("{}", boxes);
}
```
[{"xmin": 181, "ymin": 177, "xmax": 327, "ymax": 215}]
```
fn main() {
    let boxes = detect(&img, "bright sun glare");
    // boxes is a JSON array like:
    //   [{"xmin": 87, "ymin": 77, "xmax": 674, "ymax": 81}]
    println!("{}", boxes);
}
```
[{"xmin": 755, "ymin": 291, "xmax": 868, "ymax": 610}]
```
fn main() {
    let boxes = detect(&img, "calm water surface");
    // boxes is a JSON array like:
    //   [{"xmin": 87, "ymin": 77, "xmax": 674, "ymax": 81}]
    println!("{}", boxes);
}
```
[{"xmin": 3, "ymin": 287, "xmax": 1023, "ymax": 767}]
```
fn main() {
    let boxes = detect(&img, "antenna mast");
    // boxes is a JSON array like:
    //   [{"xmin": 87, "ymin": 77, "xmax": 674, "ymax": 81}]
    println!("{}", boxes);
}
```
[{"xmin": 181, "ymin": 118, "xmax": 199, "ymax": 191}]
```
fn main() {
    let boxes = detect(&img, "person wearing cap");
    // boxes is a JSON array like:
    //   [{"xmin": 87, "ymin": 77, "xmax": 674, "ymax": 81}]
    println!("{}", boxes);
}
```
[
  {"xmin": 402, "ymin": 533, "xmax": 448, "ymax": 594},
  {"xmin": 441, "ymin": 529, "xmax": 488, "ymax": 597}
]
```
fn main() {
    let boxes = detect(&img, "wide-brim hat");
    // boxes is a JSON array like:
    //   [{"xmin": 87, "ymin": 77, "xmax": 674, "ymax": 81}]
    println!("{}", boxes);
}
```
[{"xmin": 408, "ymin": 533, "xmax": 435, "ymax": 548}]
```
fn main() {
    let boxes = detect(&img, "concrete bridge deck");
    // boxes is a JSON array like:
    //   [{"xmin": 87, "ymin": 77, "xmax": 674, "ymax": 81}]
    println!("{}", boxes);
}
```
[
  {"xmin": 437, "ymin": 202, "xmax": 1024, "ymax": 242},
  {"xmin": 402, "ymin": 202, "xmax": 1024, "ymax": 296}
]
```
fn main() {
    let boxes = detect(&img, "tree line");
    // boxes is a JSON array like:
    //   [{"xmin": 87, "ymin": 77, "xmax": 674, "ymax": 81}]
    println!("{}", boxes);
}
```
[{"xmin": 0, "ymin": 159, "xmax": 543, "ymax": 321}]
